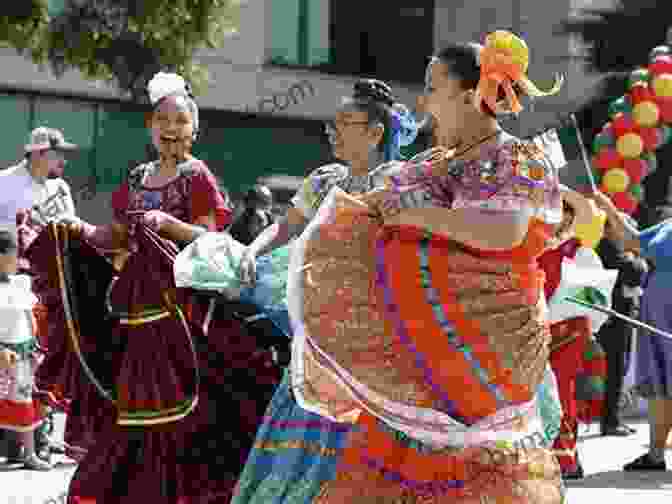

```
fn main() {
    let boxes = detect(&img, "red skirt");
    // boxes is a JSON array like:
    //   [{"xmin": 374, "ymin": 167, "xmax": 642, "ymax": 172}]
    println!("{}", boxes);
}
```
[
  {"xmin": 0, "ymin": 339, "xmax": 44, "ymax": 432},
  {"xmin": 28, "ymin": 223, "xmax": 281, "ymax": 503}
]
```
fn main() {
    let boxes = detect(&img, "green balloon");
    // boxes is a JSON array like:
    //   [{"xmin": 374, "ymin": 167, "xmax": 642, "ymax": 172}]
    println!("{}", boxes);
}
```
[
  {"xmin": 592, "ymin": 165, "xmax": 602, "ymax": 184},
  {"xmin": 608, "ymin": 97, "xmax": 632, "ymax": 118},
  {"xmin": 630, "ymin": 183, "xmax": 644, "ymax": 201},
  {"xmin": 592, "ymin": 132, "xmax": 615, "ymax": 153},
  {"xmin": 628, "ymin": 69, "xmax": 650, "ymax": 88}
]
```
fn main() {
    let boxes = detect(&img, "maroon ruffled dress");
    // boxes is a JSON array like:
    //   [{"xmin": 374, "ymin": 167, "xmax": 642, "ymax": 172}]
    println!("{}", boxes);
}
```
[{"xmin": 29, "ymin": 158, "xmax": 282, "ymax": 502}]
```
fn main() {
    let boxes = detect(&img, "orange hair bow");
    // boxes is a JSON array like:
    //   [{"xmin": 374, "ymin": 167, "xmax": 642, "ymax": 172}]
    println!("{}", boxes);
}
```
[
  {"xmin": 476, "ymin": 31, "xmax": 564, "ymax": 115},
  {"xmin": 477, "ymin": 45, "xmax": 526, "ymax": 114}
]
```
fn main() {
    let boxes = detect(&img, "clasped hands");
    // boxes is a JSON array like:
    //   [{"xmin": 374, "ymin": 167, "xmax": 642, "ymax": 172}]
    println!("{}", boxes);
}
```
[{"xmin": 56, "ymin": 209, "xmax": 175, "ymax": 234}]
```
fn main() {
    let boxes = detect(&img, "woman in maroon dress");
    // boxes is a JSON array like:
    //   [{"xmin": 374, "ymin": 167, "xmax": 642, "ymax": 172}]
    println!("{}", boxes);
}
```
[{"xmin": 29, "ymin": 72, "xmax": 281, "ymax": 502}]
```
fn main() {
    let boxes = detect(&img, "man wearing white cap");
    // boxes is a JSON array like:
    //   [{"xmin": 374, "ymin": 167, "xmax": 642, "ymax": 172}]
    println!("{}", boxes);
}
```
[
  {"xmin": 0, "ymin": 127, "xmax": 77, "ymax": 252},
  {"xmin": 0, "ymin": 126, "xmax": 78, "ymax": 464}
]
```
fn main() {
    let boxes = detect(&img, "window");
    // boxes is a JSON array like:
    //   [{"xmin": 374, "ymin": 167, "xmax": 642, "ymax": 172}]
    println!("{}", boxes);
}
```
[
  {"xmin": 269, "ymin": 0, "xmax": 330, "ymax": 67},
  {"xmin": 196, "ymin": 112, "xmax": 331, "ymax": 197},
  {"xmin": 329, "ymin": 0, "xmax": 435, "ymax": 84},
  {"xmin": 269, "ymin": 0, "xmax": 434, "ymax": 84},
  {"xmin": 95, "ymin": 103, "xmax": 148, "ymax": 191},
  {"xmin": 33, "ymin": 97, "xmax": 97, "ymax": 194},
  {"xmin": 47, "ymin": 0, "xmax": 67, "ymax": 16},
  {"xmin": 0, "ymin": 94, "xmax": 31, "ymax": 169},
  {"xmin": 269, "ymin": 0, "xmax": 435, "ymax": 84}
]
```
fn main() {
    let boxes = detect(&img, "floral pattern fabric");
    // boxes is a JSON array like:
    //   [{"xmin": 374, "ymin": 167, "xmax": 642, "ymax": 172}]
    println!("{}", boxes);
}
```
[
  {"xmin": 385, "ymin": 134, "xmax": 562, "ymax": 224},
  {"xmin": 285, "ymin": 136, "xmax": 565, "ymax": 502}
]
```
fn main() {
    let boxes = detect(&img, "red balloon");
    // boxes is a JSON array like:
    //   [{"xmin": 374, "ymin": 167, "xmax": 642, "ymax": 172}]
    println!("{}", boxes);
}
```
[
  {"xmin": 623, "ymin": 158, "xmax": 648, "ymax": 184},
  {"xmin": 612, "ymin": 191, "xmax": 638, "ymax": 214},
  {"xmin": 593, "ymin": 148, "xmax": 622, "ymax": 171},
  {"xmin": 657, "ymin": 97, "xmax": 672, "ymax": 123},
  {"xmin": 650, "ymin": 55, "xmax": 672, "ymax": 76},
  {"xmin": 612, "ymin": 113, "xmax": 637, "ymax": 136},
  {"xmin": 629, "ymin": 83, "xmax": 654, "ymax": 104},
  {"xmin": 638, "ymin": 127, "xmax": 662, "ymax": 151}
]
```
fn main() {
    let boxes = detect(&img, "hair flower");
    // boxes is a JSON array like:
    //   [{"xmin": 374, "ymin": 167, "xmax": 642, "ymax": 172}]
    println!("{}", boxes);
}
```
[
  {"xmin": 477, "ymin": 31, "xmax": 564, "ymax": 115},
  {"xmin": 147, "ymin": 72, "xmax": 190, "ymax": 106}
]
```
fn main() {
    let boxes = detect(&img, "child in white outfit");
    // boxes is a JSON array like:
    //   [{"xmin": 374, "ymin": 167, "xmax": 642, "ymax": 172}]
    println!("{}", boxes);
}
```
[{"xmin": 0, "ymin": 230, "xmax": 51, "ymax": 470}]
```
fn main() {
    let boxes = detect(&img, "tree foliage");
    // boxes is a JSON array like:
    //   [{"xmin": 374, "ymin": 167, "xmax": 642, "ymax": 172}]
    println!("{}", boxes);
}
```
[{"xmin": 0, "ymin": 0, "xmax": 241, "ymax": 101}]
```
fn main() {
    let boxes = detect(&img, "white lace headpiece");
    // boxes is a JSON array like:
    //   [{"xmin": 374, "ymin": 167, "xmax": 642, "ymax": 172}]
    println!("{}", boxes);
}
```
[{"xmin": 147, "ymin": 72, "xmax": 199, "ymax": 134}]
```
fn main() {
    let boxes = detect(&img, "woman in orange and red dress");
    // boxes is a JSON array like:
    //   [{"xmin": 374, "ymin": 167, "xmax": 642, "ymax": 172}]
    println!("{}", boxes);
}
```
[{"xmin": 285, "ymin": 31, "xmax": 568, "ymax": 503}]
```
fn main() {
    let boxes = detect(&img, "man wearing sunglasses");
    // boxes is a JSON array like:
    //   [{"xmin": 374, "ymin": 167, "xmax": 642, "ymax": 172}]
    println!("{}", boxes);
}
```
[{"xmin": 0, "ymin": 127, "xmax": 78, "ymax": 467}]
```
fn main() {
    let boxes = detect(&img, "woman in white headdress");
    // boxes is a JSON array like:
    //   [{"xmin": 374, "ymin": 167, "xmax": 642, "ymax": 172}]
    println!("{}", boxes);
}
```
[{"xmin": 28, "ymin": 72, "xmax": 282, "ymax": 502}]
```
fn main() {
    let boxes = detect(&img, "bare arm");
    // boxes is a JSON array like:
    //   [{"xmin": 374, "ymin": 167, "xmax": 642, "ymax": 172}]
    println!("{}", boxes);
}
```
[
  {"xmin": 74, "ymin": 220, "xmax": 129, "ymax": 252},
  {"xmin": 560, "ymin": 184, "xmax": 595, "ymax": 231},
  {"xmin": 591, "ymin": 192, "xmax": 641, "ymax": 254},
  {"xmin": 247, "ymin": 206, "xmax": 308, "ymax": 257},
  {"xmin": 384, "ymin": 207, "xmax": 529, "ymax": 250},
  {"xmin": 158, "ymin": 211, "xmax": 216, "ymax": 243}
]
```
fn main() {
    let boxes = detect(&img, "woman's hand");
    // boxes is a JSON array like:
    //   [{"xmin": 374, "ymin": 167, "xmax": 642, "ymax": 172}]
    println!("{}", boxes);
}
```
[
  {"xmin": 141, "ymin": 210, "xmax": 175, "ymax": 233},
  {"xmin": 239, "ymin": 247, "xmax": 257, "ymax": 286},
  {"xmin": 0, "ymin": 348, "xmax": 18, "ymax": 369},
  {"xmin": 590, "ymin": 191, "xmax": 619, "ymax": 217},
  {"xmin": 54, "ymin": 215, "xmax": 88, "ymax": 240}
]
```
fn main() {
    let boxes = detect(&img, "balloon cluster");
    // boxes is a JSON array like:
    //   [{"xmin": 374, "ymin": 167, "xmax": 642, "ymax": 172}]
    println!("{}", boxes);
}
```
[{"xmin": 589, "ymin": 45, "xmax": 672, "ymax": 214}]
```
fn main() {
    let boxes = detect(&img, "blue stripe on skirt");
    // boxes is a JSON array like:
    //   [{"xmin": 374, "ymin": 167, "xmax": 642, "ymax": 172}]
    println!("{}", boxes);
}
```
[{"xmin": 232, "ymin": 370, "xmax": 353, "ymax": 504}]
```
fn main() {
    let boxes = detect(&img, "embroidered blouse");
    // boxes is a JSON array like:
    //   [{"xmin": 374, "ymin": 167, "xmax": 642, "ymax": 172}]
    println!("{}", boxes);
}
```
[
  {"xmin": 291, "ymin": 162, "xmax": 403, "ymax": 220},
  {"xmin": 111, "ymin": 158, "xmax": 231, "ymax": 231},
  {"xmin": 384, "ymin": 133, "xmax": 563, "ymax": 225}
]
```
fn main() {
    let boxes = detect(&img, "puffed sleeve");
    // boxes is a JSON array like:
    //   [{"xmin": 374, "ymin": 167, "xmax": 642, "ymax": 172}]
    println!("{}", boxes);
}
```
[
  {"xmin": 111, "ymin": 181, "xmax": 130, "ymax": 223},
  {"xmin": 290, "ymin": 163, "xmax": 349, "ymax": 220},
  {"xmin": 57, "ymin": 179, "xmax": 76, "ymax": 217},
  {"xmin": 493, "ymin": 141, "xmax": 563, "ymax": 225},
  {"xmin": 190, "ymin": 161, "xmax": 232, "ymax": 231},
  {"xmin": 639, "ymin": 220, "xmax": 672, "ymax": 268}
]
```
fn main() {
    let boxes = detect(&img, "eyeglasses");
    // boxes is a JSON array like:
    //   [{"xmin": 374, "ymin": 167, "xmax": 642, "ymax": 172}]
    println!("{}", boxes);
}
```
[
  {"xmin": 324, "ymin": 119, "xmax": 370, "ymax": 136},
  {"xmin": 45, "ymin": 150, "xmax": 67, "ymax": 163}
]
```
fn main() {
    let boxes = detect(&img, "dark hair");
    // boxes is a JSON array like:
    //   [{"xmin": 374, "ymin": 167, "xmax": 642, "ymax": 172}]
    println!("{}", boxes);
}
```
[
  {"xmin": 349, "ymin": 79, "xmax": 396, "ymax": 159},
  {"xmin": 435, "ymin": 44, "xmax": 524, "ymax": 117},
  {"xmin": 243, "ymin": 184, "xmax": 273, "ymax": 208},
  {"xmin": 0, "ymin": 231, "xmax": 17, "ymax": 255}
]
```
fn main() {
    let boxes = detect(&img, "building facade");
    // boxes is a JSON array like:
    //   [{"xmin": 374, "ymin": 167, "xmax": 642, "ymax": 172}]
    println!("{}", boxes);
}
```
[{"xmin": 0, "ymin": 0, "xmax": 613, "ymax": 222}]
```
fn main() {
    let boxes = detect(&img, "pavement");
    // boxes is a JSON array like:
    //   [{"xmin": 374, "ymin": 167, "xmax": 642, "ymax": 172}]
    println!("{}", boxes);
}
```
[{"xmin": 2, "ymin": 413, "xmax": 672, "ymax": 503}]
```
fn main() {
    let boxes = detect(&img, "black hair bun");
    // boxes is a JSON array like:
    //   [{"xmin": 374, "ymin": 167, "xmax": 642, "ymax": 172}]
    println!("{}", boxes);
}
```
[{"xmin": 353, "ymin": 79, "xmax": 395, "ymax": 107}]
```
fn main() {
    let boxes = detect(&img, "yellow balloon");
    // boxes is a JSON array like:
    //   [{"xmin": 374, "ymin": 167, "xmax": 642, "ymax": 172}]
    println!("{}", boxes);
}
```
[
  {"xmin": 616, "ymin": 132, "xmax": 644, "ymax": 159},
  {"xmin": 485, "ymin": 31, "xmax": 529, "ymax": 73},
  {"xmin": 633, "ymin": 101, "xmax": 660, "ymax": 127},
  {"xmin": 603, "ymin": 168, "xmax": 631, "ymax": 193},
  {"xmin": 574, "ymin": 202, "xmax": 607, "ymax": 249},
  {"xmin": 653, "ymin": 74, "xmax": 672, "ymax": 98}
]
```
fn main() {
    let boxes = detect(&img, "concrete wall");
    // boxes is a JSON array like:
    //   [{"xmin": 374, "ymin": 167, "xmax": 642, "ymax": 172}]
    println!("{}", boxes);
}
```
[
  {"xmin": 1, "ymin": 0, "xmax": 621, "ymax": 203},
  {"xmin": 432, "ymin": 0, "xmax": 620, "ymax": 186},
  {"xmin": 0, "ymin": 0, "xmax": 421, "ymax": 120},
  {"xmin": 434, "ymin": 0, "xmax": 575, "ymax": 137}
]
